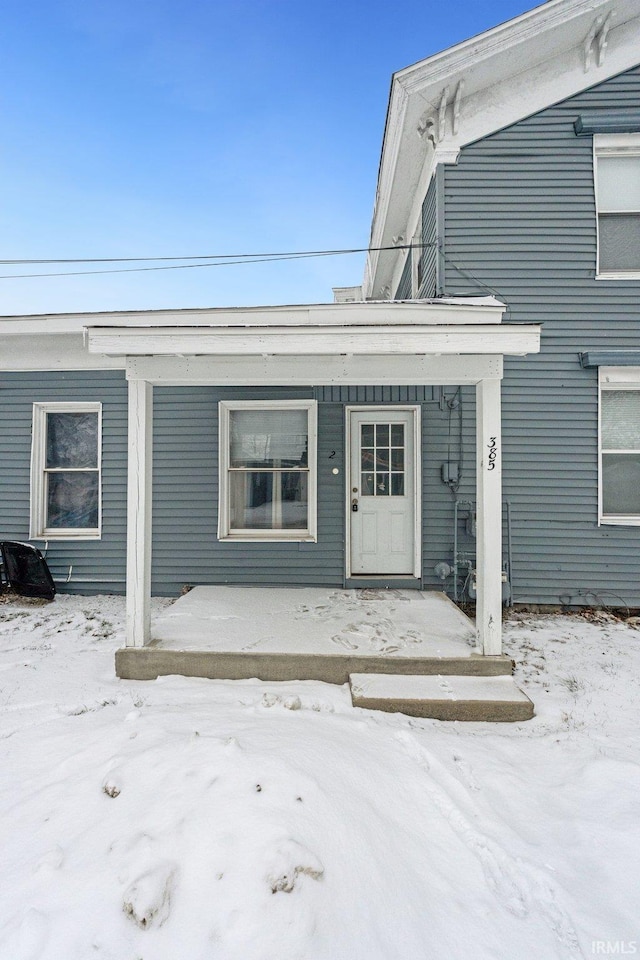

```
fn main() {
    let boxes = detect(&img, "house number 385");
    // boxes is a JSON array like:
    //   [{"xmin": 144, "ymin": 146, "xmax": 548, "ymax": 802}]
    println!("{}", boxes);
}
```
[{"xmin": 487, "ymin": 437, "xmax": 498, "ymax": 471}]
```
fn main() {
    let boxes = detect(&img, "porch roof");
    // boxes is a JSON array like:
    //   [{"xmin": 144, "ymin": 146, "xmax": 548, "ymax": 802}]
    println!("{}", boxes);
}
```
[
  {"xmin": 0, "ymin": 295, "xmax": 505, "ymax": 334},
  {"xmin": 0, "ymin": 297, "xmax": 539, "ymax": 376},
  {"xmin": 81, "ymin": 298, "xmax": 539, "ymax": 386}
]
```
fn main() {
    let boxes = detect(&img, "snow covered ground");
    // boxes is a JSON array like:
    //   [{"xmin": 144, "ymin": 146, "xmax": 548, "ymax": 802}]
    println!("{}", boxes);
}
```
[{"xmin": 1, "ymin": 592, "xmax": 639, "ymax": 960}]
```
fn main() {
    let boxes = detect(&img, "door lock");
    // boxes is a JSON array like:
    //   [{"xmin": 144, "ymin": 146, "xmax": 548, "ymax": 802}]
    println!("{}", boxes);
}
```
[{"xmin": 352, "ymin": 498, "xmax": 359, "ymax": 513}]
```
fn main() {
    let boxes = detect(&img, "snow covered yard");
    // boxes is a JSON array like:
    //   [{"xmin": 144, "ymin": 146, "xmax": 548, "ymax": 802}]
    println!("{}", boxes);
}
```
[{"xmin": 0, "ymin": 593, "xmax": 639, "ymax": 960}]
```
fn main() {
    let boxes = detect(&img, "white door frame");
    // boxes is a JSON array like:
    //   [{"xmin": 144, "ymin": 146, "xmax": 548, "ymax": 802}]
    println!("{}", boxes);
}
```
[{"xmin": 345, "ymin": 405, "xmax": 422, "ymax": 580}]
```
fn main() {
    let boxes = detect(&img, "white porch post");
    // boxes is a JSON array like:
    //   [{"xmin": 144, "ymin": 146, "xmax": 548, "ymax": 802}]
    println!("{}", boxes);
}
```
[
  {"xmin": 126, "ymin": 378, "xmax": 153, "ymax": 648},
  {"xmin": 475, "ymin": 376, "xmax": 502, "ymax": 656}
]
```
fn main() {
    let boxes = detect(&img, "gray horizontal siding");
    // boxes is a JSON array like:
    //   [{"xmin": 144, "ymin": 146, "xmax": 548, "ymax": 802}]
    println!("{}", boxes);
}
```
[
  {"xmin": 440, "ymin": 64, "xmax": 640, "ymax": 606},
  {"xmin": 418, "ymin": 173, "xmax": 438, "ymax": 298},
  {"xmin": 0, "ymin": 370, "xmax": 128, "ymax": 593},
  {"xmin": 0, "ymin": 373, "xmax": 479, "ymax": 597},
  {"xmin": 394, "ymin": 252, "xmax": 412, "ymax": 300},
  {"xmin": 151, "ymin": 386, "xmax": 338, "ymax": 592},
  {"xmin": 152, "ymin": 387, "xmax": 454, "ymax": 593}
]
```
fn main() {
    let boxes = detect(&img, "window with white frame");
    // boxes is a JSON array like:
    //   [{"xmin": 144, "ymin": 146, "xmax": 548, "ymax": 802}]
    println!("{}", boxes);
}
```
[
  {"xmin": 30, "ymin": 403, "xmax": 102, "ymax": 539},
  {"xmin": 599, "ymin": 369, "xmax": 640, "ymax": 524},
  {"xmin": 218, "ymin": 400, "xmax": 317, "ymax": 540},
  {"xmin": 594, "ymin": 134, "xmax": 640, "ymax": 277}
]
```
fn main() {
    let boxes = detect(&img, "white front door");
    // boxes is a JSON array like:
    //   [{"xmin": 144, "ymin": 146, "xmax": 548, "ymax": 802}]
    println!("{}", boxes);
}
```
[{"xmin": 348, "ymin": 408, "xmax": 418, "ymax": 576}]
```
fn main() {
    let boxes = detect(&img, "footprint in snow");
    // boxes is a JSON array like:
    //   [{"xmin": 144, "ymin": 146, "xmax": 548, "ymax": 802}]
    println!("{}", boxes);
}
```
[
  {"xmin": 395, "ymin": 731, "xmax": 582, "ymax": 955},
  {"xmin": 330, "ymin": 632, "xmax": 359, "ymax": 650},
  {"xmin": 452, "ymin": 754, "xmax": 481, "ymax": 793},
  {"xmin": 123, "ymin": 861, "xmax": 177, "ymax": 929},
  {"xmin": 265, "ymin": 839, "xmax": 324, "ymax": 894},
  {"xmin": 260, "ymin": 693, "xmax": 302, "ymax": 710}
]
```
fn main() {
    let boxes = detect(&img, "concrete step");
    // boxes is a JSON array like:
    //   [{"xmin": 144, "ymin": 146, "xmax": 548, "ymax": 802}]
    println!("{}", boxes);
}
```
[
  {"xmin": 349, "ymin": 673, "xmax": 534, "ymax": 722},
  {"xmin": 116, "ymin": 648, "xmax": 514, "ymax": 683}
]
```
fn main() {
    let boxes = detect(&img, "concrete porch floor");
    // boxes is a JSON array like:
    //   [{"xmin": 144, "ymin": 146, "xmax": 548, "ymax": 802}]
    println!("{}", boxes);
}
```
[{"xmin": 116, "ymin": 586, "xmax": 514, "ymax": 684}]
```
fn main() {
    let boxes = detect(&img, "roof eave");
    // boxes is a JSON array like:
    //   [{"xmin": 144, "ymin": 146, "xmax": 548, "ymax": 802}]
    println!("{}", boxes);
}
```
[{"xmin": 365, "ymin": 0, "xmax": 640, "ymax": 299}]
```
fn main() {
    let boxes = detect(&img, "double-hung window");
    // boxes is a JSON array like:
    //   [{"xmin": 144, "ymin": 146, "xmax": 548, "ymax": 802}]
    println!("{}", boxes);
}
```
[
  {"xmin": 218, "ymin": 400, "xmax": 317, "ymax": 540},
  {"xmin": 599, "ymin": 369, "xmax": 640, "ymax": 525},
  {"xmin": 594, "ymin": 134, "xmax": 640, "ymax": 277},
  {"xmin": 30, "ymin": 403, "xmax": 102, "ymax": 539}
]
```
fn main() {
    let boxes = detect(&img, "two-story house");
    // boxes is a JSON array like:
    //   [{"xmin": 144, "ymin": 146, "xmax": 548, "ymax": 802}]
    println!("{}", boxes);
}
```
[
  {"xmin": 0, "ymin": 0, "xmax": 638, "ymax": 677},
  {"xmin": 365, "ymin": 0, "xmax": 640, "ymax": 610}
]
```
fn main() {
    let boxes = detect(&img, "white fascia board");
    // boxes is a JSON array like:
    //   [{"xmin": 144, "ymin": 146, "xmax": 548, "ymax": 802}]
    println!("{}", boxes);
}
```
[
  {"xmin": 366, "ymin": 0, "xmax": 640, "ymax": 298},
  {"xmin": 0, "ymin": 297, "xmax": 505, "ymax": 341},
  {"xmin": 87, "ymin": 323, "xmax": 540, "ymax": 357},
  {"xmin": 0, "ymin": 305, "xmax": 342, "ymax": 333},
  {"xmin": 127, "ymin": 353, "xmax": 504, "ymax": 386},
  {"xmin": 0, "ymin": 334, "xmax": 125, "ymax": 371}
]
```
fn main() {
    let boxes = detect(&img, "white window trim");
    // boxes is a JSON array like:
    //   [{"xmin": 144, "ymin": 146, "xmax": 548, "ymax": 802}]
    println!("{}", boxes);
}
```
[
  {"xmin": 217, "ymin": 399, "xmax": 317, "ymax": 542},
  {"xmin": 594, "ymin": 133, "xmax": 640, "ymax": 280},
  {"xmin": 598, "ymin": 367, "xmax": 640, "ymax": 526},
  {"xmin": 30, "ymin": 401, "xmax": 102, "ymax": 541}
]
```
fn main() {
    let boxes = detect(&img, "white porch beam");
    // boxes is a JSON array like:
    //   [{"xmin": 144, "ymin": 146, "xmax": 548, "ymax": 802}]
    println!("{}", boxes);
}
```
[
  {"xmin": 87, "ymin": 324, "xmax": 540, "ymax": 357},
  {"xmin": 475, "ymin": 377, "xmax": 503, "ymax": 656},
  {"xmin": 126, "ymin": 354, "xmax": 504, "ymax": 386},
  {"xmin": 126, "ymin": 379, "xmax": 153, "ymax": 648}
]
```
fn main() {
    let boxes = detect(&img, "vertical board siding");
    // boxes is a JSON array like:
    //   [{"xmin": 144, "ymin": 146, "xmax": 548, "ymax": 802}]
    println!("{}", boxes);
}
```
[
  {"xmin": 394, "ymin": 251, "xmax": 412, "ymax": 300},
  {"xmin": 441, "ymin": 65, "xmax": 640, "ymax": 605},
  {"xmin": 0, "ymin": 370, "xmax": 128, "ymax": 593},
  {"xmin": 418, "ymin": 174, "xmax": 438, "ymax": 298},
  {"xmin": 313, "ymin": 386, "xmax": 439, "ymax": 403}
]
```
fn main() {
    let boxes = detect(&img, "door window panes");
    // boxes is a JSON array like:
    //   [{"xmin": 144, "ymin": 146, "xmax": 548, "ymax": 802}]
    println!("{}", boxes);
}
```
[{"xmin": 361, "ymin": 423, "xmax": 405, "ymax": 497}]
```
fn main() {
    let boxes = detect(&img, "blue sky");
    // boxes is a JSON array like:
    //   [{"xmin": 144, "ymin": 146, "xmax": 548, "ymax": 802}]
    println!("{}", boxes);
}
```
[{"xmin": 1, "ymin": 0, "xmax": 535, "ymax": 315}]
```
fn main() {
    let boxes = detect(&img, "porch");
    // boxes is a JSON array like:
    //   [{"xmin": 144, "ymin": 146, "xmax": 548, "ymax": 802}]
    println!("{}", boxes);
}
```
[
  {"xmin": 115, "ymin": 585, "xmax": 532, "ymax": 720},
  {"xmin": 85, "ymin": 296, "xmax": 541, "ymax": 662}
]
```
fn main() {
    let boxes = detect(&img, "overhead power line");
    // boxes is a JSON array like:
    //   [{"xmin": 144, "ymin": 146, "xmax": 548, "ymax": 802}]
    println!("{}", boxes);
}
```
[{"xmin": 0, "ymin": 243, "xmax": 431, "ymax": 280}]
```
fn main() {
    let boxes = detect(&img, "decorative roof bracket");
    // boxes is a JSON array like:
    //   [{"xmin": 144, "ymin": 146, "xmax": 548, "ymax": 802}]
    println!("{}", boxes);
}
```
[
  {"xmin": 417, "ymin": 79, "xmax": 464, "ymax": 143},
  {"xmin": 584, "ymin": 10, "xmax": 613, "ymax": 72},
  {"xmin": 452, "ymin": 80, "xmax": 464, "ymax": 136},
  {"xmin": 438, "ymin": 86, "xmax": 450, "ymax": 142}
]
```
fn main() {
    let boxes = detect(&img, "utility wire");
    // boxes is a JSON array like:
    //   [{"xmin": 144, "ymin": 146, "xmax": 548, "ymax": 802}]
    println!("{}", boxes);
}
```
[
  {"xmin": 0, "ymin": 243, "xmax": 434, "ymax": 279},
  {"xmin": 0, "ymin": 243, "xmax": 420, "ymax": 264},
  {"xmin": 0, "ymin": 251, "xmax": 341, "ymax": 280}
]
